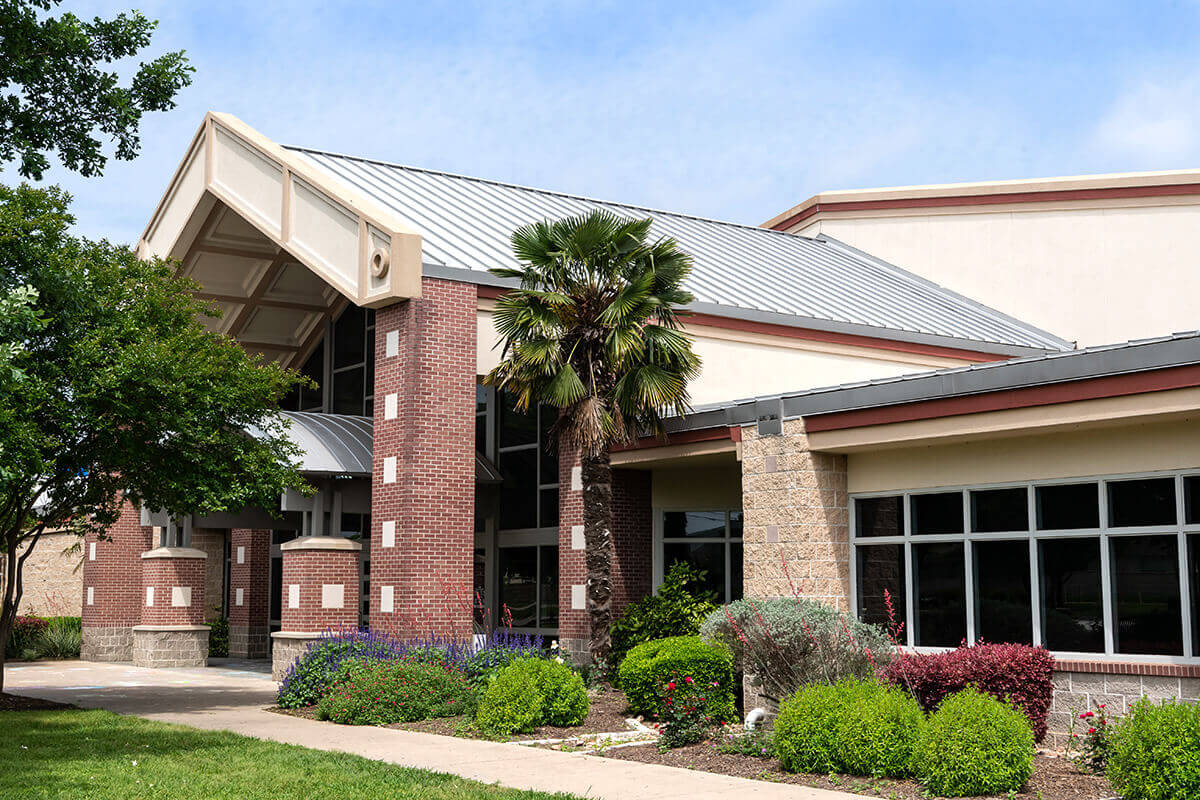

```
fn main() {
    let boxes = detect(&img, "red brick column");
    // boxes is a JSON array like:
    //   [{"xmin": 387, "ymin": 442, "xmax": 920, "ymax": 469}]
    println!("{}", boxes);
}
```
[
  {"xmin": 228, "ymin": 528, "xmax": 271, "ymax": 658},
  {"xmin": 369, "ymin": 278, "xmax": 475, "ymax": 639},
  {"xmin": 557, "ymin": 444, "xmax": 588, "ymax": 657},
  {"xmin": 271, "ymin": 536, "xmax": 361, "ymax": 678},
  {"xmin": 611, "ymin": 468, "xmax": 652, "ymax": 617},
  {"xmin": 81, "ymin": 500, "xmax": 155, "ymax": 662},
  {"xmin": 133, "ymin": 547, "xmax": 209, "ymax": 668}
]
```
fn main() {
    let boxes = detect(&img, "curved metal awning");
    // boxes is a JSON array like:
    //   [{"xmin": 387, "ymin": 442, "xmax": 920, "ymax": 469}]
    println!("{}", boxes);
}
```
[{"xmin": 251, "ymin": 411, "xmax": 502, "ymax": 482}]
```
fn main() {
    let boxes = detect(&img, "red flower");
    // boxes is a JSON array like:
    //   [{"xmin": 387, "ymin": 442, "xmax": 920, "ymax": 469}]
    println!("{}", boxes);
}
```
[
  {"xmin": 684, "ymin": 676, "xmax": 694, "ymax": 685},
  {"xmin": 667, "ymin": 681, "xmax": 676, "ymax": 691}
]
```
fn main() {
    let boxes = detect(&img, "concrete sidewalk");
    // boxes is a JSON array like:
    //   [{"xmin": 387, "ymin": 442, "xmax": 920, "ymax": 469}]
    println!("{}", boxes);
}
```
[{"xmin": 5, "ymin": 660, "xmax": 858, "ymax": 800}]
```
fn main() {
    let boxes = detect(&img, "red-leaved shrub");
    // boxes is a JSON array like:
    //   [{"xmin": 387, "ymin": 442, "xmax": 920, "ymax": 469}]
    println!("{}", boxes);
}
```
[
  {"xmin": 881, "ymin": 642, "xmax": 1055, "ymax": 742},
  {"xmin": 5, "ymin": 615, "xmax": 50, "ymax": 658}
]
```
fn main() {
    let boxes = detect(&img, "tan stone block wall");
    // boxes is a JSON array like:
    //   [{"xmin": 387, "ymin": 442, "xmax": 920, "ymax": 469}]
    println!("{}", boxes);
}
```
[
  {"xmin": 190, "ymin": 529, "xmax": 227, "ymax": 621},
  {"xmin": 0, "ymin": 531, "xmax": 83, "ymax": 617},
  {"xmin": 742, "ymin": 418, "xmax": 850, "ymax": 610},
  {"xmin": 1047, "ymin": 671, "xmax": 1200, "ymax": 750}
]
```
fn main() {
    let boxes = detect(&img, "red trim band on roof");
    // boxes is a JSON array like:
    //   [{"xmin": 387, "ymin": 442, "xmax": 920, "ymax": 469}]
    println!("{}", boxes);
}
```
[
  {"xmin": 478, "ymin": 285, "xmax": 1005, "ymax": 363},
  {"xmin": 769, "ymin": 182, "xmax": 1200, "ymax": 231},
  {"xmin": 804, "ymin": 364, "xmax": 1200, "ymax": 433}
]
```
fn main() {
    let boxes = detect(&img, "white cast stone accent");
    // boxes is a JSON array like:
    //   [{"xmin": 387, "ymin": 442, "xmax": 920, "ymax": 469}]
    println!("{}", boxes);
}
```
[
  {"xmin": 385, "ymin": 329, "xmax": 399, "ymax": 357},
  {"xmin": 145, "ymin": 587, "xmax": 154, "ymax": 606},
  {"xmin": 235, "ymin": 587, "xmax": 244, "ymax": 606},
  {"xmin": 571, "ymin": 525, "xmax": 585, "ymax": 550},
  {"xmin": 381, "ymin": 520, "xmax": 396, "ymax": 548},
  {"xmin": 86, "ymin": 587, "xmax": 94, "ymax": 606},
  {"xmin": 380, "ymin": 585, "xmax": 394, "ymax": 613},
  {"xmin": 571, "ymin": 584, "xmax": 586, "ymax": 610},
  {"xmin": 287, "ymin": 584, "xmax": 300, "ymax": 609},
  {"xmin": 321, "ymin": 584, "xmax": 345, "ymax": 609},
  {"xmin": 236, "ymin": 546, "xmax": 245, "ymax": 564},
  {"xmin": 383, "ymin": 456, "xmax": 397, "ymax": 484},
  {"xmin": 171, "ymin": 586, "xmax": 192, "ymax": 608},
  {"xmin": 570, "ymin": 466, "xmax": 582, "ymax": 491},
  {"xmin": 384, "ymin": 393, "xmax": 398, "ymax": 420},
  {"xmin": 88, "ymin": 542, "xmax": 96, "ymax": 561}
]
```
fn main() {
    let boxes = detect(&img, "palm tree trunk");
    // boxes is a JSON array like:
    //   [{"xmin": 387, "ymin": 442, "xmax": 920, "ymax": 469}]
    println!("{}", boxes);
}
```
[{"xmin": 581, "ymin": 450, "xmax": 613, "ymax": 668}]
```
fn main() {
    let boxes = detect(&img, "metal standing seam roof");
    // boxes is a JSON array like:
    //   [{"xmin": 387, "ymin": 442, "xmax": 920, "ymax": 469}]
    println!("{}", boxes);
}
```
[
  {"xmin": 275, "ymin": 412, "xmax": 374, "ymax": 476},
  {"xmin": 285, "ymin": 146, "xmax": 1072, "ymax": 356},
  {"xmin": 664, "ymin": 330, "xmax": 1200, "ymax": 433}
]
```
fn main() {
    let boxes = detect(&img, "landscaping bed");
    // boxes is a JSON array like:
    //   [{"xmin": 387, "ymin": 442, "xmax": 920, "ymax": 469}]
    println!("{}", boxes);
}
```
[
  {"xmin": 0, "ymin": 692, "xmax": 73, "ymax": 711},
  {"xmin": 602, "ymin": 743, "xmax": 1115, "ymax": 800}
]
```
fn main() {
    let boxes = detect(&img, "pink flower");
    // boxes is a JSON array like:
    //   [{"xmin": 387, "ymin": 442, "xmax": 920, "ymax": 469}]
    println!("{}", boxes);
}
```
[{"xmin": 684, "ymin": 676, "xmax": 694, "ymax": 685}]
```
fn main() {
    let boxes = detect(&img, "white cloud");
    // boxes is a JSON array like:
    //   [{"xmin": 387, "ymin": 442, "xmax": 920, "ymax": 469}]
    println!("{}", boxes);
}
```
[{"xmin": 1091, "ymin": 76, "xmax": 1200, "ymax": 166}]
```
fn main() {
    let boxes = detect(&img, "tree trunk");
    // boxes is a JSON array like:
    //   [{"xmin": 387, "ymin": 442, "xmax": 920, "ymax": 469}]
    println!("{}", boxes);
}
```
[{"xmin": 581, "ymin": 450, "xmax": 614, "ymax": 669}]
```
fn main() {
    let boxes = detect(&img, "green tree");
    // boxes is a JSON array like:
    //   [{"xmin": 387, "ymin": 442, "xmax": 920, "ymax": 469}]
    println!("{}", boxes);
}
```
[
  {"xmin": 485, "ymin": 210, "xmax": 701, "ymax": 667},
  {"xmin": 0, "ymin": 0, "xmax": 193, "ymax": 180},
  {"xmin": 0, "ymin": 184, "xmax": 307, "ymax": 689}
]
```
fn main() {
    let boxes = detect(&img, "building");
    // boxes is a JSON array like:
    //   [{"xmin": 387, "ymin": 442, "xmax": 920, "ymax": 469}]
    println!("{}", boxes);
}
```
[{"xmin": 73, "ymin": 113, "xmax": 1199, "ymax": 742}]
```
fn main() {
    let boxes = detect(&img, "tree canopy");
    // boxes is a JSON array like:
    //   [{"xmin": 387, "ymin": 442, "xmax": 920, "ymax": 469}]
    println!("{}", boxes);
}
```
[{"xmin": 0, "ymin": 0, "xmax": 193, "ymax": 180}]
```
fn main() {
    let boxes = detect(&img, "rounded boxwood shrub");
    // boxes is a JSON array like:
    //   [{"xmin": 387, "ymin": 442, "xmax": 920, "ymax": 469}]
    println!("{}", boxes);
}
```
[
  {"xmin": 774, "ymin": 682, "xmax": 852, "ymax": 773},
  {"xmin": 316, "ymin": 657, "xmax": 476, "ymax": 725},
  {"xmin": 1107, "ymin": 697, "xmax": 1200, "ymax": 800},
  {"xmin": 835, "ymin": 681, "xmax": 925, "ymax": 778},
  {"xmin": 617, "ymin": 636, "xmax": 735, "ymax": 722},
  {"xmin": 475, "ymin": 657, "xmax": 589, "ymax": 735},
  {"xmin": 913, "ymin": 687, "xmax": 1034, "ymax": 797}
]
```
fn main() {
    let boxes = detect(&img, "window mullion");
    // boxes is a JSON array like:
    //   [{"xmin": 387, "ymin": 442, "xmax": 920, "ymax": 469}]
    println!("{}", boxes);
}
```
[
  {"xmin": 1099, "ymin": 481, "xmax": 1116, "ymax": 655},
  {"xmin": 903, "ymin": 494, "xmax": 915, "ymax": 647},
  {"xmin": 1028, "ymin": 486, "xmax": 1043, "ymax": 647},
  {"xmin": 1178, "ymin": 475, "xmax": 1194, "ymax": 658},
  {"xmin": 963, "ymin": 490, "xmax": 976, "ymax": 646}
]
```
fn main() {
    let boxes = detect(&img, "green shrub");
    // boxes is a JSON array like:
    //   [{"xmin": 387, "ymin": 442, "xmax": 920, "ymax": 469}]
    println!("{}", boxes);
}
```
[
  {"xmin": 913, "ymin": 687, "xmax": 1034, "ymax": 797},
  {"xmin": 316, "ymin": 657, "xmax": 476, "ymax": 725},
  {"xmin": 1107, "ymin": 698, "xmax": 1200, "ymax": 800},
  {"xmin": 618, "ymin": 636, "xmax": 735, "ymax": 722},
  {"xmin": 609, "ymin": 562, "xmax": 718, "ymax": 670},
  {"xmin": 206, "ymin": 615, "xmax": 229, "ymax": 658},
  {"xmin": 701, "ymin": 596, "xmax": 893, "ymax": 708},
  {"xmin": 35, "ymin": 616, "xmax": 82, "ymax": 659},
  {"xmin": 775, "ymin": 682, "xmax": 854, "ymax": 773},
  {"xmin": 835, "ymin": 681, "xmax": 924, "ymax": 778},
  {"xmin": 6, "ymin": 616, "xmax": 47, "ymax": 658},
  {"xmin": 475, "ymin": 657, "xmax": 589, "ymax": 735}
]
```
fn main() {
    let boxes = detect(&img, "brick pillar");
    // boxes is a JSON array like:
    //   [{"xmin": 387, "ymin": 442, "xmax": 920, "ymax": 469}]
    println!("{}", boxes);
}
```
[
  {"xmin": 611, "ymin": 468, "xmax": 652, "ymax": 618},
  {"xmin": 369, "ymin": 278, "xmax": 475, "ymax": 639},
  {"xmin": 228, "ymin": 528, "xmax": 271, "ymax": 658},
  {"xmin": 81, "ymin": 501, "xmax": 154, "ymax": 662},
  {"xmin": 270, "ymin": 536, "xmax": 361, "ymax": 679},
  {"xmin": 133, "ymin": 547, "xmax": 209, "ymax": 668},
  {"xmin": 557, "ymin": 444, "xmax": 588, "ymax": 658}
]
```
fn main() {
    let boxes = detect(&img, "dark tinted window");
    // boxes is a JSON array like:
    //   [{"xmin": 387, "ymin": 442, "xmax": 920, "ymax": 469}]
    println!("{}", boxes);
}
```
[
  {"xmin": 498, "ymin": 392, "xmax": 537, "ymax": 447},
  {"xmin": 729, "ymin": 511, "xmax": 744, "ymax": 539},
  {"xmin": 1040, "ymin": 538, "xmax": 1104, "ymax": 652},
  {"xmin": 855, "ymin": 496, "xmax": 902, "ymax": 538},
  {"xmin": 856, "ymin": 544, "xmax": 905, "ymax": 633},
  {"xmin": 1185, "ymin": 477, "xmax": 1200, "ymax": 524},
  {"xmin": 911, "ymin": 492, "xmax": 964, "ymax": 535},
  {"xmin": 663, "ymin": 542, "xmax": 724, "ymax": 601},
  {"xmin": 730, "ymin": 542, "xmax": 744, "ymax": 601},
  {"xmin": 1108, "ymin": 478, "xmax": 1176, "ymax": 528},
  {"xmin": 663, "ymin": 511, "xmax": 726, "ymax": 538},
  {"xmin": 1036, "ymin": 483, "xmax": 1099, "ymax": 530},
  {"xmin": 914, "ymin": 542, "xmax": 966, "ymax": 646},
  {"xmin": 299, "ymin": 342, "xmax": 324, "ymax": 411},
  {"xmin": 971, "ymin": 488, "xmax": 1029, "ymax": 533},
  {"xmin": 1190, "ymin": 535, "xmax": 1200, "ymax": 656},
  {"xmin": 539, "ymin": 546, "xmax": 558, "ymax": 628},
  {"xmin": 332, "ymin": 305, "xmax": 365, "ymax": 369},
  {"xmin": 539, "ymin": 487, "xmax": 559, "ymax": 528},
  {"xmin": 498, "ymin": 448, "xmax": 537, "ymax": 530},
  {"xmin": 1112, "ymin": 535, "xmax": 1182, "ymax": 655},
  {"xmin": 498, "ymin": 547, "xmax": 538, "ymax": 627},
  {"xmin": 973, "ymin": 540, "xmax": 1032, "ymax": 644},
  {"xmin": 332, "ymin": 366, "xmax": 364, "ymax": 415}
]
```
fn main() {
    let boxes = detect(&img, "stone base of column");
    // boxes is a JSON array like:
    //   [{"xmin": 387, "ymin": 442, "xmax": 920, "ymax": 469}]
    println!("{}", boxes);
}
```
[
  {"xmin": 132, "ymin": 625, "xmax": 209, "ymax": 668},
  {"xmin": 558, "ymin": 637, "xmax": 591, "ymax": 665},
  {"xmin": 229, "ymin": 624, "xmax": 270, "ymax": 659},
  {"xmin": 271, "ymin": 631, "xmax": 320, "ymax": 680},
  {"xmin": 81, "ymin": 626, "xmax": 133, "ymax": 662}
]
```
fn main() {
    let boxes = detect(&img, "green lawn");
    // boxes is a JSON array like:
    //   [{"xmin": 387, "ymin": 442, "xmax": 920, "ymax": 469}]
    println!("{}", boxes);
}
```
[{"xmin": 2, "ymin": 709, "xmax": 579, "ymax": 799}]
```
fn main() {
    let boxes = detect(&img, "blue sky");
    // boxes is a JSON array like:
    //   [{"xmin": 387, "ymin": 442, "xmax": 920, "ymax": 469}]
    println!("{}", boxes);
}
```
[{"xmin": 22, "ymin": 0, "xmax": 1200, "ymax": 243}]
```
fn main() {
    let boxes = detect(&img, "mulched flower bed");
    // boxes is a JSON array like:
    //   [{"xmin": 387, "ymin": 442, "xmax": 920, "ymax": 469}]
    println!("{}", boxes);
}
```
[
  {"xmin": 269, "ymin": 687, "xmax": 637, "ymax": 741},
  {"xmin": 602, "ymin": 742, "xmax": 1114, "ymax": 800},
  {"xmin": 0, "ymin": 692, "xmax": 74, "ymax": 711}
]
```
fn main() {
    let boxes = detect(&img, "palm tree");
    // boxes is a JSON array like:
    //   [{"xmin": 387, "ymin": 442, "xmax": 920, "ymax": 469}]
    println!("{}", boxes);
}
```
[{"xmin": 485, "ymin": 210, "xmax": 701, "ymax": 667}]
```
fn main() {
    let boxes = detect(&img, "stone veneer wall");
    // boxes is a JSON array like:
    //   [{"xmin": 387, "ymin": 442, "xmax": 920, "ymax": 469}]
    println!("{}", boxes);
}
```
[
  {"xmin": 0, "ymin": 531, "xmax": 83, "ymax": 616},
  {"xmin": 1046, "ymin": 665, "xmax": 1200, "ymax": 748},
  {"xmin": 190, "ymin": 529, "xmax": 227, "ymax": 621},
  {"xmin": 741, "ymin": 418, "xmax": 850, "ymax": 608}
]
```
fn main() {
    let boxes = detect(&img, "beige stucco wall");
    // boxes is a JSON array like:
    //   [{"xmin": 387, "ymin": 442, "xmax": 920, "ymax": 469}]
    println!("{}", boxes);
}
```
[
  {"xmin": 1, "ymin": 531, "xmax": 83, "ymax": 616},
  {"xmin": 796, "ymin": 200, "xmax": 1200, "ymax": 347},
  {"xmin": 651, "ymin": 462, "xmax": 743, "ymax": 509},
  {"xmin": 846, "ymin": 417, "xmax": 1200, "ymax": 494},
  {"xmin": 477, "ymin": 308, "xmax": 967, "ymax": 407}
]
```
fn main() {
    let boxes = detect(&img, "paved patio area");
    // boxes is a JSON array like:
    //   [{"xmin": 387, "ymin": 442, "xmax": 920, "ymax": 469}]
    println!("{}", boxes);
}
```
[{"xmin": 5, "ymin": 660, "xmax": 858, "ymax": 800}]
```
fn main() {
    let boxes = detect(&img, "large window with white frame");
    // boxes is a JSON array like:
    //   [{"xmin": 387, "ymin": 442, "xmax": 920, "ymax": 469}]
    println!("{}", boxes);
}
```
[
  {"xmin": 851, "ymin": 469, "xmax": 1200, "ymax": 661},
  {"xmin": 655, "ymin": 510, "xmax": 744, "ymax": 603}
]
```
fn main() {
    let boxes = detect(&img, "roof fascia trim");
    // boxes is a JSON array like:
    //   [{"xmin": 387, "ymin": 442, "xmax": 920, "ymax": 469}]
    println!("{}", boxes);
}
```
[{"xmin": 138, "ymin": 113, "xmax": 424, "ymax": 306}]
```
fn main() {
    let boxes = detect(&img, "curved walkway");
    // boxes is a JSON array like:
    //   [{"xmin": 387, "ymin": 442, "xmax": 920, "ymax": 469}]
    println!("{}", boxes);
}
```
[{"xmin": 6, "ymin": 660, "xmax": 858, "ymax": 800}]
